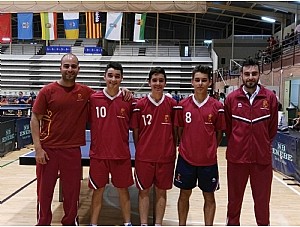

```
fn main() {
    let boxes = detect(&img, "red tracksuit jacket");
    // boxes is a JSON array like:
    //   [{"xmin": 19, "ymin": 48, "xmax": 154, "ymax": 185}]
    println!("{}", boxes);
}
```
[{"xmin": 224, "ymin": 85, "xmax": 278, "ymax": 165}]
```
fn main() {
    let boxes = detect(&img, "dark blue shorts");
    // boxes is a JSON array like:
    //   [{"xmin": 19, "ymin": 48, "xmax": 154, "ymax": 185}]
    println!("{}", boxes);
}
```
[{"xmin": 174, "ymin": 155, "xmax": 220, "ymax": 192}]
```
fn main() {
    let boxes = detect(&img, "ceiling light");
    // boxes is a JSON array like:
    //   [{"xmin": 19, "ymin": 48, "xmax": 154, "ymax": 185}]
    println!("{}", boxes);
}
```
[
  {"xmin": 204, "ymin": 40, "xmax": 212, "ymax": 44},
  {"xmin": 261, "ymin": 16, "xmax": 276, "ymax": 23}
]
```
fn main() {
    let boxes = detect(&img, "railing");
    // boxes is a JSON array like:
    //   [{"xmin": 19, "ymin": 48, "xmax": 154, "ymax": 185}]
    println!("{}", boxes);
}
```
[{"xmin": 260, "ymin": 34, "xmax": 300, "ymax": 74}]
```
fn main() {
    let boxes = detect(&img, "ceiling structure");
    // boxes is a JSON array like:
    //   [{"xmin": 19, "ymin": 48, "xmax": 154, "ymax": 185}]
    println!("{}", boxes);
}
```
[
  {"xmin": 200, "ymin": 1, "xmax": 298, "ymax": 35},
  {"xmin": 161, "ymin": 1, "xmax": 299, "ymax": 36},
  {"xmin": 1, "ymin": 1, "xmax": 299, "ymax": 37}
]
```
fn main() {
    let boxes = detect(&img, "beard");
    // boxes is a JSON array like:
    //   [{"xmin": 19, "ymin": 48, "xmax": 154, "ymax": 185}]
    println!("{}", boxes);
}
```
[{"xmin": 243, "ymin": 80, "xmax": 258, "ymax": 89}]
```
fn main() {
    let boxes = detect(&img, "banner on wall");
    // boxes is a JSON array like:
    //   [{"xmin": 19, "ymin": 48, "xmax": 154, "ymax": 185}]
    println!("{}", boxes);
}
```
[
  {"xmin": 86, "ymin": 12, "xmax": 102, "ymax": 39},
  {"xmin": 0, "ymin": 13, "xmax": 12, "ymax": 43},
  {"xmin": 133, "ymin": 13, "xmax": 146, "ymax": 42},
  {"xmin": 63, "ymin": 12, "xmax": 79, "ymax": 39},
  {"xmin": 18, "ymin": 13, "xmax": 33, "ymax": 40},
  {"xmin": 40, "ymin": 12, "xmax": 57, "ymax": 40},
  {"xmin": 105, "ymin": 12, "xmax": 123, "ymax": 41}
]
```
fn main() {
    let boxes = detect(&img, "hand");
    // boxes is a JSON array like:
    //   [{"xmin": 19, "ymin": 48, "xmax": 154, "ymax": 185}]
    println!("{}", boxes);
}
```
[
  {"xmin": 121, "ymin": 87, "xmax": 133, "ymax": 101},
  {"xmin": 35, "ymin": 148, "xmax": 49, "ymax": 165}
]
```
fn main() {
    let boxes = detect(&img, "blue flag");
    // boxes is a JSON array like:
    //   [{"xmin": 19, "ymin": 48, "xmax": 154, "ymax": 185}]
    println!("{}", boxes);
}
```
[{"xmin": 18, "ymin": 13, "xmax": 33, "ymax": 39}]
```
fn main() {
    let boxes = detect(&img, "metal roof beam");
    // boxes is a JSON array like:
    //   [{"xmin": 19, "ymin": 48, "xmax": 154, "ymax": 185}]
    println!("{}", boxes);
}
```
[{"xmin": 207, "ymin": 2, "xmax": 283, "ymax": 22}]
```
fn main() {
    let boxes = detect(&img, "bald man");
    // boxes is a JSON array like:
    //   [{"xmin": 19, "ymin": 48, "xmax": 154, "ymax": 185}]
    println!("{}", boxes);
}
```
[{"xmin": 31, "ymin": 53, "xmax": 93, "ymax": 225}]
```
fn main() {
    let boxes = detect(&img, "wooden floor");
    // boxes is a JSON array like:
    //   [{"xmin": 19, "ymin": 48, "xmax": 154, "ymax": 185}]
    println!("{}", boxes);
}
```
[{"xmin": 1, "ymin": 146, "xmax": 300, "ymax": 226}]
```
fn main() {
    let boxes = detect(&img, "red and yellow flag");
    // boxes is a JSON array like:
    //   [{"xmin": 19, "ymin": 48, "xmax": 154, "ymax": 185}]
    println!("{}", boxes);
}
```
[{"xmin": 86, "ymin": 12, "xmax": 102, "ymax": 39}]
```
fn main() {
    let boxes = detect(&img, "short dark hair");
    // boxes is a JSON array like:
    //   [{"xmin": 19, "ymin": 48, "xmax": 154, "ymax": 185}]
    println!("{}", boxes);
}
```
[
  {"xmin": 105, "ymin": 62, "xmax": 123, "ymax": 75},
  {"xmin": 192, "ymin": 65, "xmax": 212, "ymax": 80},
  {"xmin": 148, "ymin": 67, "xmax": 167, "ymax": 82},
  {"xmin": 241, "ymin": 58, "xmax": 260, "ymax": 73}
]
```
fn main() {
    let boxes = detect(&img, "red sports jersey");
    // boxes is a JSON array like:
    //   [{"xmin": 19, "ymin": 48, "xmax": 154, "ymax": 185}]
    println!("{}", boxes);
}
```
[
  {"xmin": 89, "ymin": 89, "xmax": 136, "ymax": 159},
  {"xmin": 32, "ymin": 82, "xmax": 93, "ymax": 148},
  {"xmin": 131, "ymin": 94, "xmax": 177, "ymax": 163},
  {"xmin": 174, "ymin": 95, "xmax": 226, "ymax": 166}
]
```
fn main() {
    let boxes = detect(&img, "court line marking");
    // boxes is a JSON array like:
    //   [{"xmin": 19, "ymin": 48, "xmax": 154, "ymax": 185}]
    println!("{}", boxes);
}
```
[
  {"xmin": 0, "ymin": 159, "xmax": 18, "ymax": 168},
  {"xmin": 0, "ymin": 178, "xmax": 37, "ymax": 204},
  {"xmin": 273, "ymin": 174, "xmax": 300, "ymax": 196}
]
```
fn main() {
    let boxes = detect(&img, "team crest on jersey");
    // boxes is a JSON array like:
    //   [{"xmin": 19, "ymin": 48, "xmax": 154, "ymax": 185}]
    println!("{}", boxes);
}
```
[
  {"xmin": 164, "ymin": 114, "xmax": 170, "ymax": 123},
  {"xmin": 238, "ymin": 103, "xmax": 242, "ymax": 108},
  {"xmin": 117, "ymin": 108, "xmax": 126, "ymax": 119},
  {"xmin": 208, "ymin": 114, "xmax": 213, "ymax": 123},
  {"xmin": 120, "ymin": 108, "xmax": 125, "ymax": 116},
  {"xmin": 77, "ymin": 93, "xmax": 83, "ymax": 101},
  {"xmin": 262, "ymin": 99, "xmax": 269, "ymax": 108}
]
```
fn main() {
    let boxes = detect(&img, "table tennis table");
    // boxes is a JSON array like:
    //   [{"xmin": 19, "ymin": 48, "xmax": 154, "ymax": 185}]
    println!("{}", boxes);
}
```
[{"xmin": 19, "ymin": 142, "xmax": 136, "ymax": 166}]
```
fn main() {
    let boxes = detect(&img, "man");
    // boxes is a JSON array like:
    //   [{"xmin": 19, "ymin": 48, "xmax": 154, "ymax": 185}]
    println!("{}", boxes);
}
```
[
  {"xmin": 131, "ymin": 67, "xmax": 177, "ymax": 226},
  {"xmin": 224, "ymin": 58, "xmax": 278, "ymax": 225},
  {"xmin": 15, "ymin": 91, "xmax": 29, "ymax": 104},
  {"xmin": 88, "ymin": 62, "xmax": 135, "ymax": 226},
  {"xmin": 31, "ymin": 54, "xmax": 131, "ymax": 225},
  {"xmin": 173, "ymin": 65, "xmax": 225, "ymax": 226},
  {"xmin": 31, "ymin": 53, "xmax": 93, "ymax": 225}
]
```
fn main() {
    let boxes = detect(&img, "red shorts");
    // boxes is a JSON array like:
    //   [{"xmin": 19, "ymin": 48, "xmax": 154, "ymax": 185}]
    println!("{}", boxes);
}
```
[
  {"xmin": 134, "ymin": 160, "xmax": 175, "ymax": 190},
  {"xmin": 89, "ymin": 158, "xmax": 134, "ymax": 189}
]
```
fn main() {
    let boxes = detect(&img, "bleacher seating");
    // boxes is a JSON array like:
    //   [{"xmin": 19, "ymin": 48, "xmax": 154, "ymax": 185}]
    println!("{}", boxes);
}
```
[
  {"xmin": 113, "ymin": 44, "xmax": 181, "ymax": 57},
  {"xmin": 1, "ymin": 44, "xmax": 43, "ymax": 55},
  {"xmin": 190, "ymin": 46, "xmax": 211, "ymax": 57},
  {"xmin": 0, "ymin": 54, "xmax": 212, "ymax": 95}
]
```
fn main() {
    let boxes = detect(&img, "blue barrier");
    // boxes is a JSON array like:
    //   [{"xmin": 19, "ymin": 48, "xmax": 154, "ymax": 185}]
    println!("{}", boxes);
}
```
[
  {"xmin": 0, "ymin": 119, "xmax": 16, "ymax": 157},
  {"xmin": 16, "ymin": 117, "xmax": 32, "ymax": 149},
  {"xmin": 84, "ymin": 46, "xmax": 102, "ymax": 55},
  {"xmin": 272, "ymin": 131, "xmax": 300, "ymax": 183},
  {"xmin": 46, "ymin": 46, "xmax": 71, "ymax": 54},
  {"xmin": 0, "ymin": 116, "xmax": 32, "ymax": 152}
]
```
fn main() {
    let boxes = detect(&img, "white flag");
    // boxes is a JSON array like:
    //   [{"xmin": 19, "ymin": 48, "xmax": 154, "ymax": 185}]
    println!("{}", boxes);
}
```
[
  {"xmin": 133, "ymin": 13, "xmax": 146, "ymax": 42},
  {"xmin": 105, "ymin": 12, "xmax": 123, "ymax": 41}
]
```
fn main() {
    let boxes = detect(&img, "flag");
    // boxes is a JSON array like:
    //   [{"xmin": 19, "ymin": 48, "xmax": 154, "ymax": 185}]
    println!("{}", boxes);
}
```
[
  {"xmin": 86, "ymin": 12, "xmax": 102, "ymax": 39},
  {"xmin": 63, "ymin": 12, "xmax": 79, "ymax": 39},
  {"xmin": 18, "ymin": 13, "xmax": 33, "ymax": 40},
  {"xmin": 105, "ymin": 12, "xmax": 123, "ymax": 41},
  {"xmin": 40, "ymin": 12, "xmax": 57, "ymax": 40},
  {"xmin": 0, "ymin": 13, "xmax": 12, "ymax": 43},
  {"xmin": 133, "ymin": 13, "xmax": 146, "ymax": 42}
]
